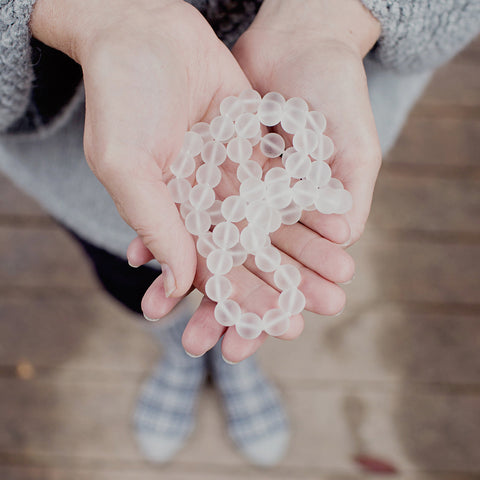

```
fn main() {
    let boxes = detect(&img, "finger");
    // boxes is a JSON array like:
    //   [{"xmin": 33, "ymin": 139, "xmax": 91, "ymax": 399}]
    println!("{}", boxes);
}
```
[
  {"xmin": 300, "ymin": 211, "xmax": 351, "ymax": 245},
  {"xmin": 141, "ymin": 273, "xmax": 191, "ymax": 321},
  {"xmin": 182, "ymin": 296, "xmax": 226, "ymax": 357},
  {"xmin": 127, "ymin": 236, "xmax": 154, "ymax": 267},
  {"xmin": 270, "ymin": 222, "xmax": 355, "ymax": 284},
  {"xmin": 92, "ymin": 152, "xmax": 197, "ymax": 298},
  {"xmin": 243, "ymin": 250, "xmax": 346, "ymax": 316}
]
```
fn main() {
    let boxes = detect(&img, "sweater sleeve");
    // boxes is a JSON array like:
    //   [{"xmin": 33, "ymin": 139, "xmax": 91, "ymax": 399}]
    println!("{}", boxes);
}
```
[
  {"xmin": 360, "ymin": 0, "xmax": 480, "ymax": 72},
  {"xmin": 0, "ymin": 0, "xmax": 83, "ymax": 135},
  {"xmin": 0, "ymin": 0, "xmax": 37, "ymax": 132}
]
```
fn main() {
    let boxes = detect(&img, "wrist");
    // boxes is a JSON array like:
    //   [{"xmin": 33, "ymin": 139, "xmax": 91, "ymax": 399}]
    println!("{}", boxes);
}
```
[
  {"xmin": 253, "ymin": 0, "xmax": 380, "ymax": 58},
  {"xmin": 30, "ymin": 0, "xmax": 182, "ymax": 64}
]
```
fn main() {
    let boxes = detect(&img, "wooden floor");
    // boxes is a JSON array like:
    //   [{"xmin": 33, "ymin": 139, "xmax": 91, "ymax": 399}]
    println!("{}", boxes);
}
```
[{"xmin": 1, "ymin": 38, "xmax": 479, "ymax": 480}]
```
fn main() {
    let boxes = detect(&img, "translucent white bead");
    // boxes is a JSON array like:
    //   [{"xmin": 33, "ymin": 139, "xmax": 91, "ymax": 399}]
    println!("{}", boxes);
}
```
[
  {"xmin": 314, "ymin": 187, "xmax": 338, "ymax": 214},
  {"xmin": 180, "ymin": 200, "xmax": 194, "ymax": 219},
  {"xmin": 220, "ymin": 195, "xmax": 247, "ymax": 223},
  {"xmin": 285, "ymin": 151, "xmax": 312, "ymax": 179},
  {"xmin": 258, "ymin": 92, "xmax": 285, "ymax": 127},
  {"xmin": 336, "ymin": 189, "xmax": 353, "ymax": 214},
  {"xmin": 191, "ymin": 121, "xmax": 213, "ymax": 142},
  {"xmin": 311, "ymin": 134, "xmax": 334, "ymax": 161},
  {"xmin": 254, "ymin": 246, "xmax": 281, "ymax": 272},
  {"xmin": 260, "ymin": 133, "xmax": 285, "ymax": 158},
  {"xmin": 207, "ymin": 199, "xmax": 223, "ymax": 225},
  {"xmin": 185, "ymin": 210, "xmax": 211, "ymax": 236},
  {"xmin": 293, "ymin": 129, "xmax": 318, "ymax": 154},
  {"xmin": 170, "ymin": 151, "xmax": 196, "ymax": 178},
  {"xmin": 182, "ymin": 131, "xmax": 203, "ymax": 157},
  {"xmin": 306, "ymin": 110, "xmax": 327, "ymax": 135},
  {"xmin": 220, "ymin": 95, "xmax": 245, "ymax": 120},
  {"xmin": 226, "ymin": 137, "xmax": 253, "ymax": 163},
  {"xmin": 246, "ymin": 201, "xmax": 282, "ymax": 232},
  {"xmin": 281, "ymin": 97, "xmax": 308, "ymax": 134},
  {"xmin": 240, "ymin": 225, "xmax": 269, "ymax": 253},
  {"xmin": 207, "ymin": 249, "xmax": 233, "ymax": 275},
  {"xmin": 304, "ymin": 203, "xmax": 317, "ymax": 211},
  {"xmin": 274, "ymin": 264, "xmax": 302, "ymax": 290},
  {"xmin": 264, "ymin": 167, "xmax": 291, "ymax": 187},
  {"xmin": 189, "ymin": 184, "xmax": 215, "ymax": 211},
  {"xmin": 292, "ymin": 179, "xmax": 317, "ymax": 208},
  {"xmin": 228, "ymin": 242, "xmax": 248, "ymax": 266},
  {"xmin": 209, "ymin": 115, "xmax": 235, "ymax": 142},
  {"xmin": 279, "ymin": 200, "xmax": 302, "ymax": 225},
  {"xmin": 201, "ymin": 141, "xmax": 227, "ymax": 166},
  {"xmin": 328, "ymin": 178, "xmax": 344, "ymax": 190},
  {"xmin": 167, "ymin": 177, "xmax": 191, "ymax": 203},
  {"xmin": 196, "ymin": 162, "xmax": 221, "ymax": 188},
  {"xmin": 235, "ymin": 312, "xmax": 263, "ymax": 340},
  {"xmin": 263, "ymin": 309, "xmax": 290, "ymax": 336},
  {"xmin": 212, "ymin": 221, "xmax": 240, "ymax": 250},
  {"xmin": 215, "ymin": 299, "xmax": 241, "ymax": 327},
  {"xmin": 265, "ymin": 181, "xmax": 293, "ymax": 210},
  {"xmin": 197, "ymin": 232, "xmax": 217, "ymax": 258},
  {"xmin": 249, "ymin": 130, "xmax": 262, "ymax": 146},
  {"xmin": 205, "ymin": 275, "xmax": 232, "ymax": 302},
  {"xmin": 281, "ymin": 146, "xmax": 296, "ymax": 167},
  {"xmin": 235, "ymin": 112, "xmax": 261, "ymax": 139},
  {"xmin": 237, "ymin": 160, "xmax": 263, "ymax": 183},
  {"xmin": 239, "ymin": 177, "xmax": 266, "ymax": 203},
  {"xmin": 279, "ymin": 288, "xmax": 306, "ymax": 315},
  {"xmin": 307, "ymin": 160, "xmax": 331, "ymax": 187},
  {"xmin": 239, "ymin": 89, "xmax": 262, "ymax": 113}
]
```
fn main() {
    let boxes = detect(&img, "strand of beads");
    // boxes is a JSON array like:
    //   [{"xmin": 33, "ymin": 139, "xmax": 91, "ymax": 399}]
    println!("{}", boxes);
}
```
[{"xmin": 167, "ymin": 90, "xmax": 352, "ymax": 339}]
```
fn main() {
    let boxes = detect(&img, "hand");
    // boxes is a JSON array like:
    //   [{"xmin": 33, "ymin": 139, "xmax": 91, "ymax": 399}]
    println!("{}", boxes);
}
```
[
  {"xmin": 31, "ymin": 0, "xmax": 354, "ymax": 362},
  {"xmin": 232, "ymin": 0, "xmax": 382, "ymax": 245}
]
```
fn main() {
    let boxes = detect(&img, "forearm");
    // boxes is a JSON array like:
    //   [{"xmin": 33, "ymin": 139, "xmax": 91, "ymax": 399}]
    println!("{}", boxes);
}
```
[{"xmin": 253, "ymin": 0, "xmax": 381, "ymax": 58}]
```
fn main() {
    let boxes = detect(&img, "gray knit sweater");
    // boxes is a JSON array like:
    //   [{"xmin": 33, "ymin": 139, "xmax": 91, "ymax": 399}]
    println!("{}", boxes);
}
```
[{"xmin": 1, "ymin": 0, "xmax": 479, "ymax": 257}]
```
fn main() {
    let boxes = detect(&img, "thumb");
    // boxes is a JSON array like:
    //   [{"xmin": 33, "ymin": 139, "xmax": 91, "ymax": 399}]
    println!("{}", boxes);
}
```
[{"xmin": 93, "ymin": 150, "xmax": 197, "ymax": 297}]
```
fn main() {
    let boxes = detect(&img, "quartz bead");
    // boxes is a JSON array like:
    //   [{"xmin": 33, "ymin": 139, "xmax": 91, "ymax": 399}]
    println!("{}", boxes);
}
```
[
  {"xmin": 210, "ymin": 115, "xmax": 235, "ymax": 142},
  {"xmin": 201, "ymin": 141, "xmax": 227, "ymax": 165},
  {"xmin": 197, "ymin": 232, "xmax": 217, "ymax": 258},
  {"xmin": 285, "ymin": 151, "xmax": 312, "ymax": 179},
  {"xmin": 207, "ymin": 199, "xmax": 223, "ymax": 225},
  {"xmin": 292, "ymin": 179, "xmax": 316, "ymax": 208},
  {"xmin": 205, "ymin": 275, "xmax": 232, "ymax": 302},
  {"xmin": 227, "ymin": 137, "xmax": 253, "ymax": 163},
  {"xmin": 292, "ymin": 129, "xmax": 318, "ymax": 154},
  {"xmin": 254, "ymin": 246, "xmax": 281, "ymax": 272},
  {"xmin": 239, "ymin": 177, "xmax": 266, "ymax": 203},
  {"xmin": 311, "ymin": 134, "xmax": 334, "ymax": 161},
  {"xmin": 240, "ymin": 225, "xmax": 269, "ymax": 253},
  {"xmin": 239, "ymin": 89, "xmax": 262, "ymax": 113},
  {"xmin": 235, "ymin": 312, "xmax": 263, "ymax": 340},
  {"xmin": 185, "ymin": 210, "xmax": 211, "ymax": 236},
  {"xmin": 279, "ymin": 288, "xmax": 306, "ymax": 315},
  {"xmin": 237, "ymin": 160, "xmax": 263, "ymax": 182},
  {"xmin": 274, "ymin": 264, "xmax": 301, "ymax": 290},
  {"xmin": 215, "ymin": 299, "xmax": 241, "ymax": 327},
  {"xmin": 307, "ymin": 160, "xmax": 331, "ymax": 187},
  {"xmin": 221, "ymin": 195, "xmax": 247, "ymax": 223},
  {"xmin": 207, "ymin": 249, "xmax": 234, "ymax": 275},
  {"xmin": 220, "ymin": 95, "xmax": 244, "ymax": 120},
  {"xmin": 196, "ymin": 162, "xmax": 221, "ymax": 188},
  {"xmin": 182, "ymin": 131, "xmax": 203, "ymax": 156},
  {"xmin": 212, "ymin": 221, "xmax": 240, "ymax": 250},
  {"xmin": 260, "ymin": 133, "xmax": 285, "ymax": 158},
  {"xmin": 167, "ymin": 177, "xmax": 191, "ymax": 203},
  {"xmin": 305, "ymin": 111, "xmax": 326, "ymax": 135},
  {"xmin": 263, "ymin": 309, "xmax": 290, "ymax": 336},
  {"xmin": 235, "ymin": 112, "xmax": 261, "ymax": 139},
  {"xmin": 170, "ymin": 151, "xmax": 196, "ymax": 178},
  {"xmin": 189, "ymin": 184, "xmax": 215, "ymax": 211}
]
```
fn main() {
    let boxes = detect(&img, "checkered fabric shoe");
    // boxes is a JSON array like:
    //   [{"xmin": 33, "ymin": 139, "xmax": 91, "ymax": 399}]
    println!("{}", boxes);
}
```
[{"xmin": 208, "ymin": 342, "xmax": 289, "ymax": 466}]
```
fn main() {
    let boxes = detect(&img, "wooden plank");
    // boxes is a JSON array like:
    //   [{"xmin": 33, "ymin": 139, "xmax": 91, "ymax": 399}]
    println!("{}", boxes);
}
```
[
  {"xmin": 417, "ymin": 62, "xmax": 480, "ymax": 109},
  {"xmin": 0, "ymin": 226, "xmax": 95, "ymax": 289},
  {"xmin": 1, "ymin": 380, "xmax": 479, "ymax": 473},
  {"xmin": 385, "ymin": 118, "xmax": 480, "ymax": 168},
  {"xmin": 0, "ymin": 293, "xmax": 157, "ymax": 374},
  {"xmin": 348, "ymin": 233, "xmax": 480, "ymax": 305},
  {"xmin": 0, "ymin": 174, "xmax": 47, "ymax": 218},
  {"xmin": 370, "ymin": 170, "xmax": 480, "ymax": 233}
]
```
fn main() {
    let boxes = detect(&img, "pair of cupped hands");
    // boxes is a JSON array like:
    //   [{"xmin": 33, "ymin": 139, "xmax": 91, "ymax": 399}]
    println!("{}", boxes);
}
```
[{"xmin": 32, "ymin": 0, "xmax": 382, "ymax": 362}]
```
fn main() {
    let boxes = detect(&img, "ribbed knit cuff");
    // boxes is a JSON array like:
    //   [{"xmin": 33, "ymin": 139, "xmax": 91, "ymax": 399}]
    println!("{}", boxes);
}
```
[
  {"xmin": 360, "ymin": 0, "xmax": 480, "ymax": 72},
  {"xmin": 0, "ymin": 0, "xmax": 37, "ymax": 132}
]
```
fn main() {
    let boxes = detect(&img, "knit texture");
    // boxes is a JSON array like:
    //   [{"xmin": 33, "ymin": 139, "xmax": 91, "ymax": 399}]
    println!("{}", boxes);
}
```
[
  {"xmin": 0, "ymin": 0, "xmax": 36, "ymax": 132},
  {"xmin": 361, "ymin": 0, "xmax": 480, "ymax": 72}
]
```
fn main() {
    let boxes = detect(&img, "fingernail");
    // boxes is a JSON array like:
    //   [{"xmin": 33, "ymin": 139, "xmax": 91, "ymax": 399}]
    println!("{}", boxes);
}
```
[
  {"xmin": 128, "ymin": 260, "xmax": 139, "ymax": 268},
  {"xmin": 222, "ymin": 354, "xmax": 238, "ymax": 365},
  {"xmin": 161, "ymin": 264, "xmax": 176, "ymax": 297},
  {"xmin": 334, "ymin": 306, "xmax": 345, "ymax": 317},
  {"xmin": 185, "ymin": 350, "xmax": 203, "ymax": 358},
  {"xmin": 143, "ymin": 313, "xmax": 160, "ymax": 322},
  {"xmin": 339, "ymin": 273, "xmax": 356, "ymax": 286}
]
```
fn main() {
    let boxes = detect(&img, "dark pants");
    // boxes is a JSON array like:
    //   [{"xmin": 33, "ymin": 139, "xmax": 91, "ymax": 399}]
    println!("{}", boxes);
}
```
[{"xmin": 71, "ymin": 233, "xmax": 160, "ymax": 315}]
